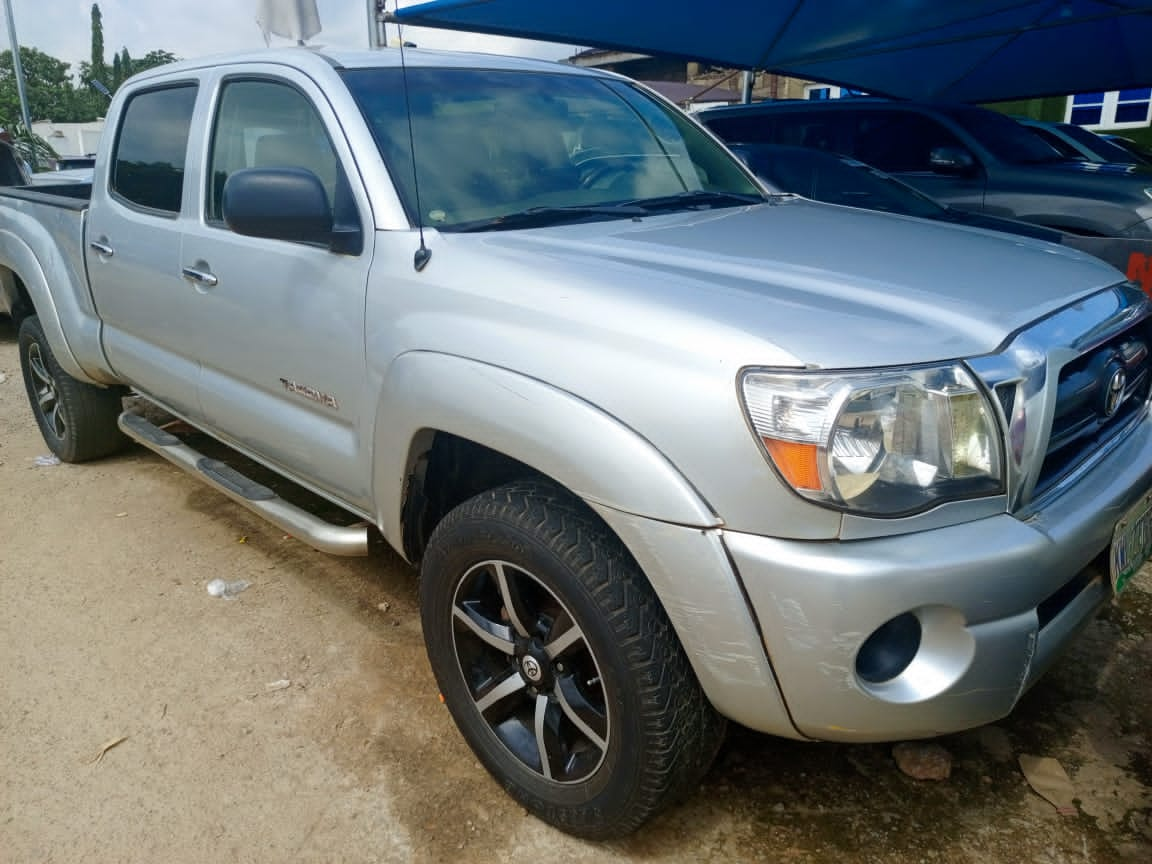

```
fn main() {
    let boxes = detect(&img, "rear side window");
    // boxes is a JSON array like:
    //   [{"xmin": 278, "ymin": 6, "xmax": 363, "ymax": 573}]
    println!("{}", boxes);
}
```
[
  {"xmin": 704, "ymin": 110, "xmax": 855, "ymax": 154},
  {"xmin": 111, "ymin": 85, "xmax": 198, "ymax": 214}
]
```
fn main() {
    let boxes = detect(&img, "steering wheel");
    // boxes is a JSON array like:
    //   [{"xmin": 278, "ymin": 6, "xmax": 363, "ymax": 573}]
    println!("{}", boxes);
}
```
[{"xmin": 578, "ymin": 154, "xmax": 644, "ymax": 190}]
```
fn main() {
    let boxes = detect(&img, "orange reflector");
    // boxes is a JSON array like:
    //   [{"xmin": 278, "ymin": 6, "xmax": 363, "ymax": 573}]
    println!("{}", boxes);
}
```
[{"xmin": 763, "ymin": 438, "xmax": 822, "ymax": 491}]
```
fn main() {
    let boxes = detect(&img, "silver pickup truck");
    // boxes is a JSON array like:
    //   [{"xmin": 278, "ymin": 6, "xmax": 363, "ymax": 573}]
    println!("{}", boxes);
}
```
[{"xmin": 2, "ymin": 49, "xmax": 1150, "ymax": 839}]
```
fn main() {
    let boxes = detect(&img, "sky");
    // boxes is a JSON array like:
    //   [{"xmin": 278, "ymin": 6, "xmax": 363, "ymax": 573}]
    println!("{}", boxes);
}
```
[{"xmin": 4, "ymin": 0, "xmax": 579, "ymax": 74}]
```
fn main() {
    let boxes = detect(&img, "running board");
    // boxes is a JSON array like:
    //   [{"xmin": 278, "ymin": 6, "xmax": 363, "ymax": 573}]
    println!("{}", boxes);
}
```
[{"xmin": 118, "ymin": 412, "xmax": 370, "ymax": 557}]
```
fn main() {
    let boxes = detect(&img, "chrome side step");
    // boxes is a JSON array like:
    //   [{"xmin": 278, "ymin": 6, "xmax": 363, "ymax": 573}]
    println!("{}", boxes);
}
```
[{"xmin": 118, "ymin": 412, "xmax": 370, "ymax": 557}]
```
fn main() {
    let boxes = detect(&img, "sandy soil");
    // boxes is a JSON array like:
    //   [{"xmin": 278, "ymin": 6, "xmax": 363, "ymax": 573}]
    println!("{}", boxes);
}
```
[{"xmin": 0, "ymin": 317, "xmax": 1148, "ymax": 863}]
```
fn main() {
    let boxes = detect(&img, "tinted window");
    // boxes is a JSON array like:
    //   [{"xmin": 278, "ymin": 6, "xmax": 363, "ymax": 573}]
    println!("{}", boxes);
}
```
[
  {"xmin": 112, "ymin": 85, "xmax": 197, "ymax": 213},
  {"xmin": 1054, "ymin": 122, "xmax": 1139, "ymax": 162},
  {"xmin": 853, "ymin": 111, "xmax": 966, "ymax": 172},
  {"xmin": 342, "ymin": 68, "xmax": 761, "ymax": 230},
  {"xmin": 1026, "ymin": 125, "xmax": 1084, "ymax": 159},
  {"xmin": 940, "ymin": 106, "xmax": 1062, "ymax": 165},
  {"xmin": 206, "ymin": 79, "xmax": 340, "ymax": 225},
  {"xmin": 703, "ymin": 110, "xmax": 853, "ymax": 153},
  {"xmin": 734, "ymin": 144, "xmax": 944, "ymax": 218}
]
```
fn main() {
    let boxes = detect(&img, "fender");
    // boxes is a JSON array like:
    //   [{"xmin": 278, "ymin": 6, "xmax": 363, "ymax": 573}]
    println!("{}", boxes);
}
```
[
  {"xmin": 373, "ymin": 351, "xmax": 721, "ymax": 551},
  {"xmin": 0, "ymin": 209, "xmax": 116, "ymax": 386},
  {"xmin": 372, "ymin": 351, "xmax": 797, "ymax": 736}
]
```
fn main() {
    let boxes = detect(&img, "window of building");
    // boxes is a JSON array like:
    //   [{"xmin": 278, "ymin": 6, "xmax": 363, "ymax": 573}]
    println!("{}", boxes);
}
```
[
  {"xmin": 111, "ymin": 85, "xmax": 198, "ymax": 214},
  {"xmin": 1066, "ymin": 89, "xmax": 1152, "ymax": 129},
  {"xmin": 804, "ymin": 84, "xmax": 866, "ymax": 101}
]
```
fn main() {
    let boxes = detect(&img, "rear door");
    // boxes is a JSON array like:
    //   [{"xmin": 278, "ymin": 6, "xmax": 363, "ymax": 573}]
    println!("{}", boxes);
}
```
[
  {"xmin": 179, "ymin": 69, "xmax": 375, "ymax": 509},
  {"xmin": 86, "ymin": 82, "xmax": 204, "ymax": 418}
]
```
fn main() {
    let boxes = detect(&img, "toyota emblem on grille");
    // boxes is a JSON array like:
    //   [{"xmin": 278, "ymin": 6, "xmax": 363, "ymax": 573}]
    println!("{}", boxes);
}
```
[{"xmin": 1103, "ymin": 366, "xmax": 1127, "ymax": 417}]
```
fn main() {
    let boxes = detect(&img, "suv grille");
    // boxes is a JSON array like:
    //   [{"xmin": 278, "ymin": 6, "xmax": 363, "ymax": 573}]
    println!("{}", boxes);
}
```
[{"xmin": 1034, "ymin": 319, "xmax": 1152, "ymax": 496}]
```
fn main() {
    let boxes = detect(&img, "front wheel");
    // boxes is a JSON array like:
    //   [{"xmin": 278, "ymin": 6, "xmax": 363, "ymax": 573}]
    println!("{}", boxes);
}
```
[
  {"xmin": 420, "ymin": 481, "xmax": 725, "ymax": 839},
  {"xmin": 18, "ymin": 315, "xmax": 126, "ymax": 462}
]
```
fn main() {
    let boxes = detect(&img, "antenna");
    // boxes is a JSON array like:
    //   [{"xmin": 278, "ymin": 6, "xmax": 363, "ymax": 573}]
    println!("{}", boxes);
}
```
[{"xmin": 392, "ymin": 3, "xmax": 431, "ymax": 272}]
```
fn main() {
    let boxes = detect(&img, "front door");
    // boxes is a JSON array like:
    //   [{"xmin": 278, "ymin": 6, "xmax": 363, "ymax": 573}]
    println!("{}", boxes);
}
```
[{"xmin": 180, "ymin": 71, "xmax": 375, "ymax": 509}]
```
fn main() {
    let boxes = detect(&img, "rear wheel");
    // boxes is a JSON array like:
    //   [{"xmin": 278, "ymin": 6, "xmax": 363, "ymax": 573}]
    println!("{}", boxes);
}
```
[
  {"xmin": 18, "ymin": 315, "xmax": 126, "ymax": 462},
  {"xmin": 420, "ymin": 480, "xmax": 725, "ymax": 839}
]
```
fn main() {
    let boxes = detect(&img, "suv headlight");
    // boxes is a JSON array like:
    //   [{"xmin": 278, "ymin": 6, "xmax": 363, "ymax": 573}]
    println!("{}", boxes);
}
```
[{"xmin": 741, "ymin": 364, "xmax": 1004, "ymax": 516}]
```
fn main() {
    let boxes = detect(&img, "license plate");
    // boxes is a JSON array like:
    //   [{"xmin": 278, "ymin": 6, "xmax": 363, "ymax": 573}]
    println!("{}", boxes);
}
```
[{"xmin": 1110, "ymin": 491, "xmax": 1152, "ymax": 595}]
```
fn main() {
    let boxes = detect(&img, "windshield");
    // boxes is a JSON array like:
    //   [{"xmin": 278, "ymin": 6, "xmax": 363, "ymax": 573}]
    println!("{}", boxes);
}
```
[
  {"xmin": 341, "ymin": 68, "xmax": 763, "ymax": 230},
  {"xmin": 732, "ymin": 143, "xmax": 945, "ymax": 219},
  {"xmin": 942, "ymin": 106, "xmax": 1064, "ymax": 165},
  {"xmin": 1053, "ymin": 122, "xmax": 1139, "ymax": 163}
]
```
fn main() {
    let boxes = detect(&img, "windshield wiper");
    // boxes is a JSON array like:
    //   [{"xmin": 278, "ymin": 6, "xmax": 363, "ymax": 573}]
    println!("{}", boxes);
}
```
[
  {"xmin": 622, "ymin": 190, "xmax": 768, "ymax": 211},
  {"xmin": 447, "ymin": 204, "xmax": 648, "ymax": 233}
]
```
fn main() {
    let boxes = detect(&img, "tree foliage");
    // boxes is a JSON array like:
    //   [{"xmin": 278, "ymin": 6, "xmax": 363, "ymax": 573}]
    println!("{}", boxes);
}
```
[
  {"xmin": 90, "ymin": 3, "xmax": 106, "ymax": 85},
  {"xmin": 0, "ymin": 48, "xmax": 88, "ymax": 123},
  {"xmin": 0, "ymin": 3, "xmax": 180, "ymax": 128}
]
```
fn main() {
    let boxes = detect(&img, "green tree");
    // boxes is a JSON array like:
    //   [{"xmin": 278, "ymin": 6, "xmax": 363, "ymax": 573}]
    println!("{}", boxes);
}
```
[
  {"xmin": 134, "ymin": 49, "xmax": 178, "ymax": 73},
  {"xmin": 90, "ymin": 3, "xmax": 106, "ymax": 85},
  {"xmin": 0, "ymin": 47, "xmax": 86, "ymax": 123}
]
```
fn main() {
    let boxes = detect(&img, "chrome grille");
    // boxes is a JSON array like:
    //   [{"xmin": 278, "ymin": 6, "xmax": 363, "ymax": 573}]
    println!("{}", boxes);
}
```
[
  {"xmin": 1035, "ymin": 323, "xmax": 1152, "ymax": 496},
  {"xmin": 967, "ymin": 284, "xmax": 1152, "ymax": 511}
]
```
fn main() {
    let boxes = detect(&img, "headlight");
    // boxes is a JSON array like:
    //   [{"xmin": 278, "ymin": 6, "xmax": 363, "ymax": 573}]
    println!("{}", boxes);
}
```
[{"xmin": 741, "ymin": 364, "xmax": 1004, "ymax": 516}]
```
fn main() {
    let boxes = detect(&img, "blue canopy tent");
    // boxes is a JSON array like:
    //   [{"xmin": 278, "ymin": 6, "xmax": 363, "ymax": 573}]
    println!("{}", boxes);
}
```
[{"xmin": 391, "ymin": 0, "xmax": 1152, "ymax": 103}]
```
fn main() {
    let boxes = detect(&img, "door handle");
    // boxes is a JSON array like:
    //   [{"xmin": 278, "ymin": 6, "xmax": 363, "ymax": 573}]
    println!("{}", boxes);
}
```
[
  {"xmin": 89, "ymin": 240, "xmax": 114, "ymax": 257},
  {"xmin": 181, "ymin": 266, "xmax": 219, "ymax": 288}
]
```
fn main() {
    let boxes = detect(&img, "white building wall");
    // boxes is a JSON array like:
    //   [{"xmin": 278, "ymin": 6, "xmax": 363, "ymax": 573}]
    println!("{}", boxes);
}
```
[{"xmin": 32, "ymin": 121, "xmax": 106, "ymax": 157}]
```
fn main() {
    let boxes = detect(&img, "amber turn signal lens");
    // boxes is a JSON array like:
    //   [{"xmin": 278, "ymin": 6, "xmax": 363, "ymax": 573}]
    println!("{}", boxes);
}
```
[{"xmin": 763, "ymin": 438, "xmax": 822, "ymax": 491}]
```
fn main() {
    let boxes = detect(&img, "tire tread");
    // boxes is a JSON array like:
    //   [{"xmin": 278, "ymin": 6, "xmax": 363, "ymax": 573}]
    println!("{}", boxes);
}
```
[{"xmin": 422, "ymin": 480, "xmax": 725, "ymax": 839}]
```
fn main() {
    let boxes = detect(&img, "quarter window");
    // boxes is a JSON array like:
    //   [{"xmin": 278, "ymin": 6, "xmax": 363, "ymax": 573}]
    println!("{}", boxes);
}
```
[
  {"xmin": 1066, "ymin": 89, "xmax": 1152, "ymax": 129},
  {"xmin": 111, "ymin": 85, "xmax": 198, "ymax": 214},
  {"xmin": 206, "ymin": 79, "xmax": 340, "ymax": 226}
]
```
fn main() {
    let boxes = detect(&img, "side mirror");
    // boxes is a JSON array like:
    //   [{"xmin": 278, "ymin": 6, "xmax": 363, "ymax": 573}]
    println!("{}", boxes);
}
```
[
  {"xmin": 928, "ymin": 146, "xmax": 976, "ymax": 175},
  {"xmin": 223, "ymin": 167, "xmax": 334, "ymax": 245}
]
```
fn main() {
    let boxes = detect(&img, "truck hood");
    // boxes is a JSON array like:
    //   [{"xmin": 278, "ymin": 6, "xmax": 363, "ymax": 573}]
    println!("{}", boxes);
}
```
[{"xmin": 452, "ymin": 198, "xmax": 1124, "ymax": 369}]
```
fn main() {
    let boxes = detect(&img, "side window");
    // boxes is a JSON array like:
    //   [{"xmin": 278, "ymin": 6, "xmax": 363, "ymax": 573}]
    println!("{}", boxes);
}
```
[
  {"xmin": 854, "ymin": 111, "xmax": 965, "ymax": 172},
  {"xmin": 707, "ymin": 111, "xmax": 854, "ymax": 154},
  {"xmin": 703, "ymin": 113, "xmax": 776, "ymax": 144},
  {"xmin": 111, "ymin": 85, "xmax": 198, "ymax": 213},
  {"xmin": 206, "ymin": 79, "xmax": 340, "ymax": 226}
]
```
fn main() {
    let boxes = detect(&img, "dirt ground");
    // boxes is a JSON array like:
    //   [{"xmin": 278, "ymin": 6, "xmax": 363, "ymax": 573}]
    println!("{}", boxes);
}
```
[{"xmin": 0, "ymin": 317, "xmax": 1149, "ymax": 864}]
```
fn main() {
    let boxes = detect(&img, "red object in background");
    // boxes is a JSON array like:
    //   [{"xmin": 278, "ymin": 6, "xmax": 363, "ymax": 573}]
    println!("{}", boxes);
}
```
[{"xmin": 1127, "ymin": 252, "xmax": 1152, "ymax": 296}]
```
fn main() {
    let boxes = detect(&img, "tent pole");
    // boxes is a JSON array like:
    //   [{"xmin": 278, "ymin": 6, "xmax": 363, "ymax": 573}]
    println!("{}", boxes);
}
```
[
  {"xmin": 740, "ymin": 70, "xmax": 754, "ymax": 103},
  {"xmin": 2, "ymin": 0, "xmax": 33, "ymax": 143}
]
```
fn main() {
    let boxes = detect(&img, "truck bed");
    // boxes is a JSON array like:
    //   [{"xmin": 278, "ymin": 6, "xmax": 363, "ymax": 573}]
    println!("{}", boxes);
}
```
[{"xmin": 0, "ymin": 183, "xmax": 92, "ymax": 210}]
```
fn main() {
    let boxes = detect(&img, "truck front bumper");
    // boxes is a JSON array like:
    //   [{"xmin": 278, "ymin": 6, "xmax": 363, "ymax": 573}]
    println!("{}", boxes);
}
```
[{"xmin": 723, "ymin": 412, "xmax": 1152, "ymax": 742}]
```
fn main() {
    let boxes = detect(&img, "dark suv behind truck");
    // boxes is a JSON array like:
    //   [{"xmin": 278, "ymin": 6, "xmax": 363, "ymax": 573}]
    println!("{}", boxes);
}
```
[{"xmin": 698, "ymin": 99, "xmax": 1152, "ymax": 287}]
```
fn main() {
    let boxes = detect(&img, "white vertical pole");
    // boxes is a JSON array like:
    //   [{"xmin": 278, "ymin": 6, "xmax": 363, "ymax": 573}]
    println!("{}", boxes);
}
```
[
  {"xmin": 740, "ymin": 70, "xmax": 754, "ymax": 104},
  {"xmin": 2, "ymin": 0, "xmax": 34, "ymax": 135}
]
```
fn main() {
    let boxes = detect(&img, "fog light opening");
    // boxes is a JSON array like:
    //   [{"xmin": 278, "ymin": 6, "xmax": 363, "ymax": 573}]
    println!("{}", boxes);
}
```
[{"xmin": 856, "ymin": 612, "xmax": 922, "ymax": 684}]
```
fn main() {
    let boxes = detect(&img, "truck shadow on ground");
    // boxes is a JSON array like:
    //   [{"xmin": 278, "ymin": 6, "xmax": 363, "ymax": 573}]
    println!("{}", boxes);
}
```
[
  {"xmin": 113, "ymin": 397, "xmax": 1152, "ymax": 863},
  {"xmin": 623, "ymin": 587, "xmax": 1150, "ymax": 863}
]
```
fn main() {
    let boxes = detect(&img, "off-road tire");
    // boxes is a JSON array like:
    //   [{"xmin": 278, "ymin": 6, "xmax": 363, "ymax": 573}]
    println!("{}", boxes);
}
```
[
  {"xmin": 18, "ymin": 315, "xmax": 126, "ymax": 462},
  {"xmin": 420, "ymin": 480, "xmax": 725, "ymax": 839}
]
